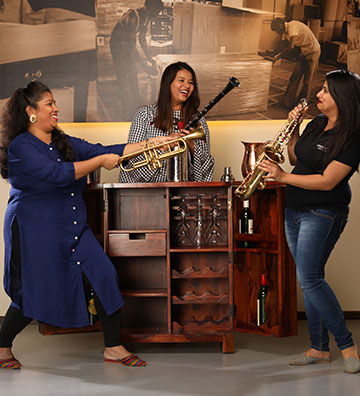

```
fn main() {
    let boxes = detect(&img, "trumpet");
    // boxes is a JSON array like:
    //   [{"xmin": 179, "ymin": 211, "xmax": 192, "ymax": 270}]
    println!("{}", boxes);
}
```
[
  {"xmin": 235, "ymin": 98, "xmax": 308, "ymax": 200},
  {"xmin": 119, "ymin": 126, "xmax": 205, "ymax": 172},
  {"xmin": 120, "ymin": 76, "xmax": 240, "ymax": 173}
]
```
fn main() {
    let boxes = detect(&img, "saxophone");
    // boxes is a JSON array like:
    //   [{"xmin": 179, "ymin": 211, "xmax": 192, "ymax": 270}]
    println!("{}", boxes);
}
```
[{"xmin": 234, "ymin": 98, "xmax": 308, "ymax": 200}]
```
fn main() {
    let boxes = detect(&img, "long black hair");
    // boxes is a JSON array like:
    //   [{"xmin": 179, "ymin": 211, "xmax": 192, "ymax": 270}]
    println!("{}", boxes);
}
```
[
  {"xmin": 154, "ymin": 62, "xmax": 200, "ymax": 132},
  {"xmin": 301, "ymin": 69, "xmax": 360, "ymax": 170},
  {"xmin": 0, "ymin": 81, "xmax": 75, "ymax": 179}
]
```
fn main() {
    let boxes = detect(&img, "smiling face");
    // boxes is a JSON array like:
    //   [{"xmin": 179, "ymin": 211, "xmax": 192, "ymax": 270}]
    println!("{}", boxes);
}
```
[
  {"xmin": 316, "ymin": 80, "xmax": 338, "ymax": 119},
  {"xmin": 170, "ymin": 69, "xmax": 195, "ymax": 110},
  {"xmin": 28, "ymin": 91, "xmax": 59, "ymax": 133}
]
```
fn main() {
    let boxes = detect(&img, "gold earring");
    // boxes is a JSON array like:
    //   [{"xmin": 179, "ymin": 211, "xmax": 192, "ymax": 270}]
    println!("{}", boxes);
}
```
[{"xmin": 29, "ymin": 114, "xmax": 37, "ymax": 123}]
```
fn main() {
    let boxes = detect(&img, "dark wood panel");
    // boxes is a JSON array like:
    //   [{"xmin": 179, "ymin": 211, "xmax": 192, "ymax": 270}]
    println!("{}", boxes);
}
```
[
  {"xmin": 113, "ymin": 256, "xmax": 167, "ymax": 290},
  {"xmin": 108, "ymin": 188, "xmax": 167, "ymax": 230},
  {"xmin": 119, "ymin": 297, "xmax": 167, "ymax": 329}
]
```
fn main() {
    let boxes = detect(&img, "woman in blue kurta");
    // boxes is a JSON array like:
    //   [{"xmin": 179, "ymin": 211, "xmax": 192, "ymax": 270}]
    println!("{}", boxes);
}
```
[{"xmin": 0, "ymin": 82, "xmax": 175, "ymax": 370}]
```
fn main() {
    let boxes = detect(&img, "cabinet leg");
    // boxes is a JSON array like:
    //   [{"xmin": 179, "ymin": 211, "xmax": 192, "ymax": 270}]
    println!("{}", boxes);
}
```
[{"xmin": 222, "ymin": 334, "xmax": 234, "ymax": 353}]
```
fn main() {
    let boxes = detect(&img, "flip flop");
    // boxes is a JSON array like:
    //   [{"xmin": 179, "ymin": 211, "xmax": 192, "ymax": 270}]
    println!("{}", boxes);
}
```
[
  {"xmin": 104, "ymin": 354, "xmax": 147, "ymax": 367},
  {"xmin": 0, "ymin": 357, "xmax": 21, "ymax": 369}
]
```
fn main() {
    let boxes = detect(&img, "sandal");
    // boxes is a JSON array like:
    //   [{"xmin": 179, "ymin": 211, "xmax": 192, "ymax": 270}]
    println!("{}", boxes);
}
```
[
  {"xmin": 0, "ymin": 357, "xmax": 21, "ymax": 370},
  {"xmin": 104, "ymin": 354, "xmax": 147, "ymax": 367}
]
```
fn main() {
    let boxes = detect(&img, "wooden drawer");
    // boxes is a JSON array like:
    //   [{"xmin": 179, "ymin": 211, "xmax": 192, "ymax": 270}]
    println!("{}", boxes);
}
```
[{"xmin": 108, "ymin": 232, "xmax": 166, "ymax": 257}]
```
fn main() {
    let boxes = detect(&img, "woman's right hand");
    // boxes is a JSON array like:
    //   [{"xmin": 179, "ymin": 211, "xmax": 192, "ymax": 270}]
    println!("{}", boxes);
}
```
[
  {"xmin": 288, "ymin": 103, "xmax": 308, "ymax": 124},
  {"xmin": 100, "ymin": 154, "xmax": 121, "ymax": 170}
]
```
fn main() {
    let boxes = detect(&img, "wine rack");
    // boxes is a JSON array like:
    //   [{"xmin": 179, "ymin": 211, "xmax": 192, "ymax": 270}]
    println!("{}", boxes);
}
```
[
  {"xmin": 172, "ymin": 266, "xmax": 228, "ymax": 279},
  {"xmin": 39, "ymin": 181, "xmax": 297, "ymax": 351}
]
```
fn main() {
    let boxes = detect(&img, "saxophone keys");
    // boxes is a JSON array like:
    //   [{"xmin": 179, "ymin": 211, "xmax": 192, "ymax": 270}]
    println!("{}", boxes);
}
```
[{"xmin": 258, "ymin": 181, "xmax": 266, "ymax": 190}]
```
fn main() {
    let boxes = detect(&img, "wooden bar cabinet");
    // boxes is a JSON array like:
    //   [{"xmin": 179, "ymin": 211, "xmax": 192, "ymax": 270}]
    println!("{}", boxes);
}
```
[{"xmin": 39, "ymin": 181, "xmax": 297, "ymax": 352}]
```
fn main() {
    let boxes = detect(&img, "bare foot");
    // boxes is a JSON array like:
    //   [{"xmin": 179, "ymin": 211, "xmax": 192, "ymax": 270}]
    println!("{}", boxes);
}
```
[
  {"xmin": 305, "ymin": 348, "xmax": 332, "ymax": 360},
  {"xmin": 341, "ymin": 343, "xmax": 360, "ymax": 361},
  {"xmin": 104, "ymin": 345, "xmax": 133, "ymax": 361}
]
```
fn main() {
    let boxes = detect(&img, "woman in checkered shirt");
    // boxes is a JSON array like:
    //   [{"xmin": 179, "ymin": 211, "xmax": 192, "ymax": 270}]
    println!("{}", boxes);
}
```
[{"xmin": 118, "ymin": 62, "xmax": 215, "ymax": 183}]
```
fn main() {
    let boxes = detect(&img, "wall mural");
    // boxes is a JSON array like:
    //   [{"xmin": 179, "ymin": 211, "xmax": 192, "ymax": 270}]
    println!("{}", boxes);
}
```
[{"xmin": 0, "ymin": 0, "xmax": 357, "ymax": 123}]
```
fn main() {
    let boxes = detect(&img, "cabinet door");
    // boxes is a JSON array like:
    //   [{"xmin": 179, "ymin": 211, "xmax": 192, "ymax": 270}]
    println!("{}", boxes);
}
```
[
  {"xmin": 233, "ymin": 183, "xmax": 297, "ymax": 337},
  {"xmin": 105, "ymin": 187, "xmax": 169, "ymax": 335}
]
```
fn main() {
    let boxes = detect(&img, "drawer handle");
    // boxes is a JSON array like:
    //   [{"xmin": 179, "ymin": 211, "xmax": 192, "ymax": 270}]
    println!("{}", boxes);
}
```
[{"xmin": 129, "ymin": 233, "xmax": 146, "ymax": 240}]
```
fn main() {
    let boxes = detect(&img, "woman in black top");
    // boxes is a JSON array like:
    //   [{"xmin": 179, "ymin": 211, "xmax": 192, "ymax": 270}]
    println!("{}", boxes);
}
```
[{"xmin": 259, "ymin": 70, "xmax": 360, "ymax": 374}]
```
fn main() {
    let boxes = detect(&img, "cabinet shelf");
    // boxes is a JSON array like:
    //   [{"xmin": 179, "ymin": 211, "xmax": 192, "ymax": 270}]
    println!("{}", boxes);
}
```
[
  {"xmin": 172, "ymin": 267, "xmax": 228, "ymax": 279},
  {"xmin": 234, "ymin": 233, "xmax": 277, "ymax": 243},
  {"xmin": 234, "ymin": 320, "xmax": 282, "ymax": 337},
  {"xmin": 107, "ymin": 229, "xmax": 168, "ymax": 234},
  {"xmin": 172, "ymin": 291, "xmax": 229, "ymax": 304},
  {"xmin": 120, "ymin": 325, "xmax": 168, "ymax": 335},
  {"xmin": 171, "ymin": 206, "xmax": 226, "ymax": 212},
  {"xmin": 170, "ymin": 194, "xmax": 228, "ymax": 201},
  {"xmin": 234, "ymin": 247, "xmax": 279, "ymax": 254},
  {"xmin": 170, "ymin": 246, "xmax": 229, "ymax": 253},
  {"xmin": 122, "ymin": 288, "xmax": 168, "ymax": 297},
  {"xmin": 172, "ymin": 317, "xmax": 230, "ymax": 332}
]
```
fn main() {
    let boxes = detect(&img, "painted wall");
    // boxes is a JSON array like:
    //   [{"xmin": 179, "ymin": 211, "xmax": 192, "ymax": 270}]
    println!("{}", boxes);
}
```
[{"xmin": 1, "ymin": 120, "xmax": 359, "ymax": 314}]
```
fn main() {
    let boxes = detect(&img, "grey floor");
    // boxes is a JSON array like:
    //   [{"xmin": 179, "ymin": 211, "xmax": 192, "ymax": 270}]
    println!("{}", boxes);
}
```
[{"xmin": 1, "ymin": 320, "xmax": 359, "ymax": 395}]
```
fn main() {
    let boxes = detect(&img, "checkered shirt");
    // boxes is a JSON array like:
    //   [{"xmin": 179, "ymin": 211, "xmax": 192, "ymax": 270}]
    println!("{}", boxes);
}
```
[{"xmin": 118, "ymin": 104, "xmax": 215, "ymax": 183}]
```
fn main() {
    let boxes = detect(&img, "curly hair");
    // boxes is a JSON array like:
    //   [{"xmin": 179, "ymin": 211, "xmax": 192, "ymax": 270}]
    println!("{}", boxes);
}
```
[
  {"xmin": 154, "ymin": 62, "xmax": 200, "ymax": 132},
  {"xmin": 0, "ymin": 81, "xmax": 75, "ymax": 179}
]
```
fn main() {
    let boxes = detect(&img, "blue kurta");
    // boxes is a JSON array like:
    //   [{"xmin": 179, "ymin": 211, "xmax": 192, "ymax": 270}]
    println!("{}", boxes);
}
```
[{"xmin": 3, "ymin": 131, "xmax": 126, "ymax": 328}]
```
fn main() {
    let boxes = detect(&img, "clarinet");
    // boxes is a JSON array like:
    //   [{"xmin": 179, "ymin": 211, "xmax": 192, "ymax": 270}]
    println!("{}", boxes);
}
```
[
  {"xmin": 184, "ymin": 77, "xmax": 240, "ymax": 130},
  {"xmin": 167, "ymin": 76, "xmax": 240, "ymax": 182}
]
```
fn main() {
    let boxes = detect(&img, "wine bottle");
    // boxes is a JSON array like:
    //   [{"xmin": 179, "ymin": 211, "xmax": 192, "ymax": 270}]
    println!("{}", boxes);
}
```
[
  {"xmin": 257, "ymin": 274, "xmax": 268, "ymax": 326},
  {"xmin": 239, "ymin": 199, "xmax": 254, "ymax": 248},
  {"xmin": 88, "ymin": 289, "xmax": 98, "ymax": 326}
]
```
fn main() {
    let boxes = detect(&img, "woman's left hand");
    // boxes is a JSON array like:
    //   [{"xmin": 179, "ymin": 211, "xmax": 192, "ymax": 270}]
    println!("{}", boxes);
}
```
[{"xmin": 258, "ymin": 159, "xmax": 285, "ymax": 182}]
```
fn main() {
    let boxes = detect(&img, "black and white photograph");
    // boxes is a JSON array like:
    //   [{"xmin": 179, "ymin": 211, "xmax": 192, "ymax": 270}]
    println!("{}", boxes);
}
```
[{"xmin": 0, "ymin": 0, "xmax": 359, "ymax": 122}]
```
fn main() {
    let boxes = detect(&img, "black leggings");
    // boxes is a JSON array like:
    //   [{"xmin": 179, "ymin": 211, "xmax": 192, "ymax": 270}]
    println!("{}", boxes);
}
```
[
  {"xmin": 0, "ymin": 306, "xmax": 32, "ymax": 348},
  {"xmin": 83, "ymin": 274, "xmax": 122, "ymax": 347},
  {"xmin": 0, "ymin": 276, "xmax": 122, "ymax": 348}
]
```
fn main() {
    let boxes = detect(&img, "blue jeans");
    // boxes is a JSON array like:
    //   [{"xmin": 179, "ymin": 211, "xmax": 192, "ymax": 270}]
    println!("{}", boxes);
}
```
[{"xmin": 285, "ymin": 207, "xmax": 353, "ymax": 351}]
